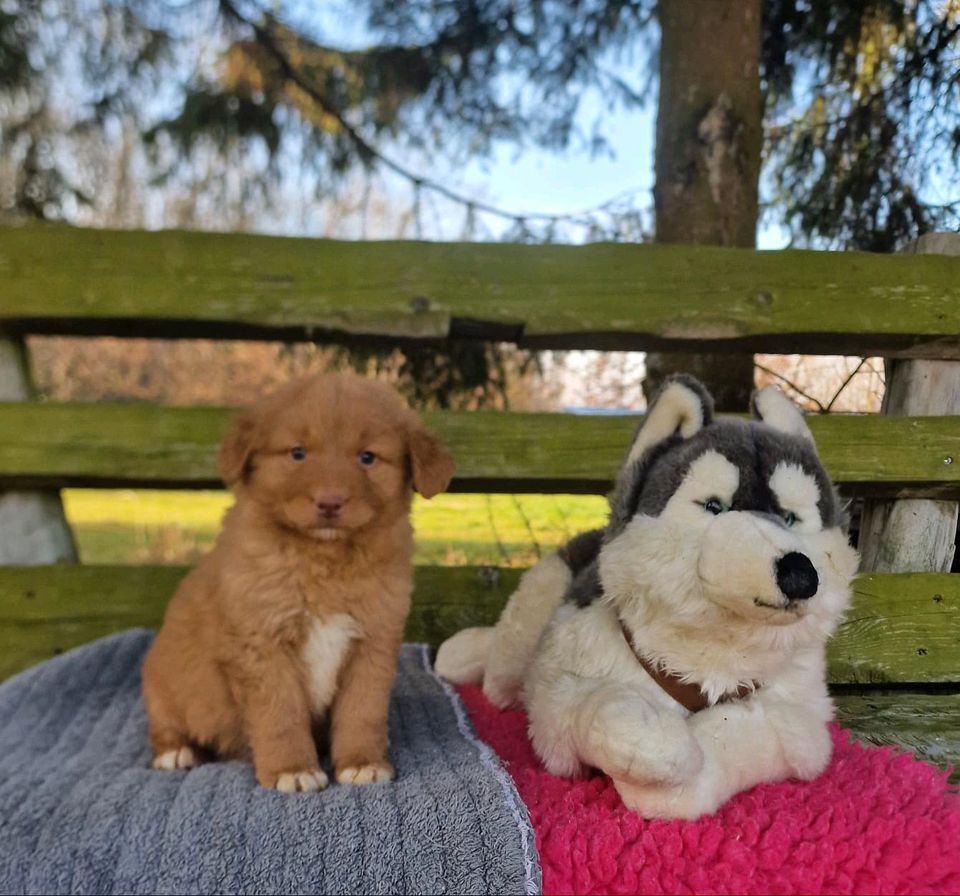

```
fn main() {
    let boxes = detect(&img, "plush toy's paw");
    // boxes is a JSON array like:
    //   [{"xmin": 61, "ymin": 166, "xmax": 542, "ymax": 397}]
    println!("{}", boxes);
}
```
[
  {"xmin": 582, "ymin": 698, "xmax": 703, "ymax": 785},
  {"xmin": 435, "ymin": 627, "xmax": 493, "ymax": 684},
  {"xmin": 781, "ymin": 719, "xmax": 833, "ymax": 781},
  {"xmin": 614, "ymin": 774, "xmax": 719, "ymax": 821},
  {"xmin": 336, "ymin": 760, "xmax": 394, "ymax": 785},
  {"xmin": 273, "ymin": 769, "xmax": 329, "ymax": 793},
  {"xmin": 152, "ymin": 746, "xmax": 200, "ymax": 771},
  {"xmin": 482, "ymin": 672, "xmax": 522, "ymax": 709}
]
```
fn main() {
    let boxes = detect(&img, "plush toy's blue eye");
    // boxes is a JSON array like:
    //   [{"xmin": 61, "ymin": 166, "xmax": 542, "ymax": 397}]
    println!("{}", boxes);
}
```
[
  {"xmin": 358, "ymin": 450, "xmax": 376, "ymax": 467},
  {"xmin": 782, "ymin": 510, "xmax": 798, "ymax": 527},
  {"xmin": 703, "ymin": 497, "xmax": 725, "ymax": 515},
  {"xmin": 290, "ymin": 446, "xmax": 306, "ymax": 461}
]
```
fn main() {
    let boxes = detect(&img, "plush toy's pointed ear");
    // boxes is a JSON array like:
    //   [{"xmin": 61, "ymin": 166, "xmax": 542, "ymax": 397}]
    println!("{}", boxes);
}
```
[
  {"xmin": 625, "ymin": 374, "xmax": 714, "ymax": 466},
  {"xmin": 751, "ymin": 386, "xmax": 814, "ymax": 445},
  {"xmin": 607, "ymin": 374, "xmax": 714, "ymax": 535}
]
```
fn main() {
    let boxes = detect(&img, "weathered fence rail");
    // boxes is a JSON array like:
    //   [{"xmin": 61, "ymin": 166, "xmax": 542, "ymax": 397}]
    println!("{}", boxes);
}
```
[
  {"xmin": 0, "ymin": 565, "xmax": 956, "ymax": 686},
  {"xmin": 3, "ymin": 224, "xmax": 960, "ymax": 356},
  {"xmin": 0, "ymin": 402, "xmax": 958, "ymax": 497}
]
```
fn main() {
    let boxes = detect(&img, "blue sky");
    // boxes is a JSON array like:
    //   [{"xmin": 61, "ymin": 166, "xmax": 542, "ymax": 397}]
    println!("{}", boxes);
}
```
[
  {"xmin": 463, "ymin": 95, "xmax": 654, "ymax": 217},
  {"xmin": 422, "ymin": 98, "xmax": 788, "ymax": 248}
]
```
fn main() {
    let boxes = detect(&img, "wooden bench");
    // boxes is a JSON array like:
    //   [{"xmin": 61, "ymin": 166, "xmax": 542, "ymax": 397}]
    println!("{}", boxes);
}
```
[{"xmin": 1, "ymin": 223, "xmax": 958, "ymax": 777}]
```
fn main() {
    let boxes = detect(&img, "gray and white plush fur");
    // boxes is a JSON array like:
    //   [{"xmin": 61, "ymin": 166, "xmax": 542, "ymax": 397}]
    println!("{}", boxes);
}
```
[{"xmin": 436, "ymin": 375, "xmax": 859, "ymax": 820}]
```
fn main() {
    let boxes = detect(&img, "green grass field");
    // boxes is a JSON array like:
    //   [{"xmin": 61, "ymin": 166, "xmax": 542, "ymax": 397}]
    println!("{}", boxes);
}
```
[{"xmin": 62, "ymin": 490, "xmax": 609, "ymax": 567}]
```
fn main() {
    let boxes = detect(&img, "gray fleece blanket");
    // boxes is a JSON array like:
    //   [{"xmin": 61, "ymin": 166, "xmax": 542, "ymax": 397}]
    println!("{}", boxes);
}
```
[{"xmin": 0, "ymin": 631, "xmax": 539, "ymax": 895}]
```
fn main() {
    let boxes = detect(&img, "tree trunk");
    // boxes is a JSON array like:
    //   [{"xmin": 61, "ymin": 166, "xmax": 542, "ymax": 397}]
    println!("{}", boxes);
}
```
[
  {"xmin": 645, "ymin": 0, "xmax": 762, "ymax": 410},
  {"xmin": 0, "ymin": 334, "xmax": 78, "ymax": 564}
]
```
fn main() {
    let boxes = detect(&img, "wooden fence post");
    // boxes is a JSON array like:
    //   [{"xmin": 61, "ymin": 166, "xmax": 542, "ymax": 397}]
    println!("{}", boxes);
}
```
[
  {"xmin": 858, "ymin": 233, "xmax": 960, "ymax": 573},
  {"xmin": 0, "ymin": 333, "xmax": 78, "ymax": 563}
]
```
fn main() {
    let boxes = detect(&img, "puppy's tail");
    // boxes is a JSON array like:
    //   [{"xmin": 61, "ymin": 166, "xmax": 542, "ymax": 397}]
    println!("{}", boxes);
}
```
[{"xmin": 435, "ymin": 551, "xmax": 573, "ymax": 708}]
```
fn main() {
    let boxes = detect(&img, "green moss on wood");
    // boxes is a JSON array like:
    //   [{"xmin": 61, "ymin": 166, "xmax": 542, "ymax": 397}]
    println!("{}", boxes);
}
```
[
  {"xmin": 0, "ymin": 565, "xmax": 521, "ymax": 681},
  {"xmin": 1, "ymin": 566, "xmax": 957, "ymax": 686},
  {"xmin": 3, "ymin": 224, "xmax": 960, "ymax": 356},
  {"xmin": 1, "ymin": 403, "xmax": 958, "ymax": 497},
  {"xmin": 829, "ymin": 573, "xmax": 960, "ymax": 685}
]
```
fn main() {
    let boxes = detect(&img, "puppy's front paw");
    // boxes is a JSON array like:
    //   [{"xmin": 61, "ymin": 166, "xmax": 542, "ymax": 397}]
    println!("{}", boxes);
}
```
[
  {"xmin": 336, "ymin": 760, "xmax": 394, "ymax": 785},
  {"xmin": 273, "ymin": 769, "xmax": 329, "ymax": 793},
  {"xmin": 152, "ymin": 746, "xmax": 200, "ymax": 771}
]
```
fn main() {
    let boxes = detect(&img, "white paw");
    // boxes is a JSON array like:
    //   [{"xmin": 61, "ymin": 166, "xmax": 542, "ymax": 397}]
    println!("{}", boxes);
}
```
[
  {"xmin": 783, "ymin": 722, "xmax": 833, "ymax": 781},
  {"xmin": 582, "ymin": 699, "xmax": 703, "ymax": 785},
  {"xmin": 614, "ymin": 775, "xmax": 718, "ymax": 821},
  {"xmin": 336, "ymin": 761, "xmax": 394, "ymax": 785},
  {"xmin": 435, "ymin": 627, "xmax": 493, "ymax": 684},
  {"xmin": 482, "ymin": 673, "xmax": 522, "ymax": 709},
  {"xmin": 274, "ymin": 769, "xmax": 329, "ymax": 793},
  {"xmin": 152, "ymin": 746, "xmax": 199, "ymax": 770}
]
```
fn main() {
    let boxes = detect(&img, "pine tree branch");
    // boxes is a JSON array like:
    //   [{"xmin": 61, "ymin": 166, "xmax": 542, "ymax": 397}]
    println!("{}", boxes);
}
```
[{"xmin": 219, "ymin": 0, "xmax": 646, "ymax": 230}]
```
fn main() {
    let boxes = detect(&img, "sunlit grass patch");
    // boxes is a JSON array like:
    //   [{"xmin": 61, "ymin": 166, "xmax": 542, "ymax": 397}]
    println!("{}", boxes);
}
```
[{"xmin": 62, "ymin": 490, "xmax": 609, "ymax": 567}]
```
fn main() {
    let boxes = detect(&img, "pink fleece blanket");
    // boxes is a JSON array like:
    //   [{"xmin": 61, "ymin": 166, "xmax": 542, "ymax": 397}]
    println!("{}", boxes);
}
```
[{"xmin": 458, "ymin": 685, "xmax": 960, "ymax": 895}]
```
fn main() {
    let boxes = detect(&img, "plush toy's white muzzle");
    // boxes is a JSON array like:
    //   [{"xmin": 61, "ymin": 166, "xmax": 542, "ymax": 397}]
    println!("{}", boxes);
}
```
[{"xmin": 697, "ymin": 512, "xmax": 821, "ymax": 622}]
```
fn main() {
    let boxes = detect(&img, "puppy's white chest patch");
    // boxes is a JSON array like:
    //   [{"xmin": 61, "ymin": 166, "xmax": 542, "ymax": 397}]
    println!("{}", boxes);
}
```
[{"xmin": 301, "ymin": 614, "xmax": 360, "ymax": 714}]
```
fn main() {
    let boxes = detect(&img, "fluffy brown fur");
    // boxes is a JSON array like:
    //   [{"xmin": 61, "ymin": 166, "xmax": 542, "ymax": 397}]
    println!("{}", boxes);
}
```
[{"xmin": 141, "ymin": 372, "xmax": 455, "ymax": 792}]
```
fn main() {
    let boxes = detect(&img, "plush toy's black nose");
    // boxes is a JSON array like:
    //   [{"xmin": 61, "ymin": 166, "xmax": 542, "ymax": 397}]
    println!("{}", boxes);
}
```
[{"xmin": 776, "ymin": 552, "xmax": 819, "ymax": 601}]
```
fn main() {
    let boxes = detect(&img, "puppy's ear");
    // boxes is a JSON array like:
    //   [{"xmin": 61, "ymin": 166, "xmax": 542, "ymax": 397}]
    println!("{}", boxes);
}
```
[
  {"xmin": 625, "ymin": 374, "xmax": 714, "ymax": 466},
  {"xmin": 408, "ymin": 424, "xmax": 455, "ymax": 499},
  {"xmin": 751, "ymin": 386, "xmax": 814, "ymax": 445},
  {"xmin": 218, "ymin": 411, "xmax": 258, "ymax": 487}
]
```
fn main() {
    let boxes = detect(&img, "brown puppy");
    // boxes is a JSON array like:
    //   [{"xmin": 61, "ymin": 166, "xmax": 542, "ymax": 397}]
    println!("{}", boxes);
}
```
[{"xmin": 141, "ymin": 372, "xmax": 454, "ymax": 792}]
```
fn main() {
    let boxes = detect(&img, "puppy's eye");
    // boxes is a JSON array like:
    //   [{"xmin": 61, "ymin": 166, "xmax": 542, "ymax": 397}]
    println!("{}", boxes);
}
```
[
  {"xmin": 290, "ymin": 446, "xmax": 306, "ymax": 461},
  {"xmin": 782, "ymin": 510, "xmax": 799, "ymax": 527},
  {"xmin": 702, "ymin": 497, "xmax": 726, "ymax": 515},
  {"xmin": 358, "ymin": 450, "xmax": 376, "ymax": 467}
]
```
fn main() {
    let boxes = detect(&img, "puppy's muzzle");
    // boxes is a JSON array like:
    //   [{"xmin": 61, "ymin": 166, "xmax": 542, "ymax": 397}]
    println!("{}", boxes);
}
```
[
  {"xmin": 315, "ymin": 494, "xmax": 346, "ymax": 520},
  {"xmin": 775, "ymin": 551, "xmax": 818, "ymax": 602}
]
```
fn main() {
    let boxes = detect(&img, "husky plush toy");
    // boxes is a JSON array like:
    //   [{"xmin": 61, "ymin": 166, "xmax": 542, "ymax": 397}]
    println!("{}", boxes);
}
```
[{"xmin": 436, "ymin": 375, "xmax": 859, "ymax": 820}]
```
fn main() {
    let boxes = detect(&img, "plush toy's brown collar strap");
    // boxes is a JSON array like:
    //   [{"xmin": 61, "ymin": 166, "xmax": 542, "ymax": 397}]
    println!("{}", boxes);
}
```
[{"xmin": 618, "ymin": 619, "xmax": 759, "ymax": 713}]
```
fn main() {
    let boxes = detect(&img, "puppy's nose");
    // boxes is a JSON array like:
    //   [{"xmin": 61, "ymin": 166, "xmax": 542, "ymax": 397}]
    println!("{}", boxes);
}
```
[
  {"xmin": 776, "ymin": 552, "xmax": 819, "ymax": 601},
  {"xmin": 315, "ymin": 494, "xmax": 346, "ymax": 518}
]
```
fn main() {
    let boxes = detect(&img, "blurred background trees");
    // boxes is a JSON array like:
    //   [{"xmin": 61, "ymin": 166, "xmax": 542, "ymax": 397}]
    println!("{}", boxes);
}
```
[{"xmin": 2, "ymin": 0, "xmax": 958, "ymax": 409}]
